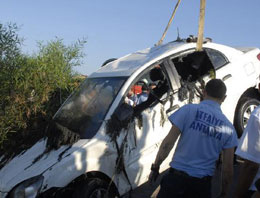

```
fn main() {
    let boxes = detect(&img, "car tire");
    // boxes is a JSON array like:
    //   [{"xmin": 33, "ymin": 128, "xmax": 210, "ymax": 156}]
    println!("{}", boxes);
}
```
[
  {"xmin": 73, "ymin": 178, "xmax": 117, "ymax": 198},
  {"xmin": 234, "ymin": 96, "xmax": 260, "ymax": 138}
]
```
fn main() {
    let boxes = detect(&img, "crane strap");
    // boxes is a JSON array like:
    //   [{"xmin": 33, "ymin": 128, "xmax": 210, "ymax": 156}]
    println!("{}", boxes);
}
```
[{"xmin": 157, "ymin": 0, "xmax": 182, "ymax": 46}]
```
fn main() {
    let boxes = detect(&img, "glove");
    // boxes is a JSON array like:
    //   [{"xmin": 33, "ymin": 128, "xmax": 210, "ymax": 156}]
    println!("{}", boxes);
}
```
[{"xmin": 148, "ymin": 164, "xmax": 159, "ymax": 184}]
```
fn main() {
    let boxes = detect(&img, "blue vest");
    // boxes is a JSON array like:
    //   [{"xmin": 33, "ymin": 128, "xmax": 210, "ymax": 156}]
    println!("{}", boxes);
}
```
[{"xmin": 168, "ymin": 100, "xmax": 238, "ymax": 178}]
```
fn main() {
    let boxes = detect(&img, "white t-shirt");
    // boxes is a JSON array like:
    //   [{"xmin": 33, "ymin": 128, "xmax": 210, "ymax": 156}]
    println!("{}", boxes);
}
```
[{"xmin": 235, "ymin": 105, "xmax": 260, "ymax": 191}]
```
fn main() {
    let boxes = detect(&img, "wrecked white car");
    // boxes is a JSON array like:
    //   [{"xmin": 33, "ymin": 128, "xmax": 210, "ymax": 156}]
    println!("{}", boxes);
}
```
[{"xmin": 1, "ymin": 37, "xmax": 260, "ymax": 198}]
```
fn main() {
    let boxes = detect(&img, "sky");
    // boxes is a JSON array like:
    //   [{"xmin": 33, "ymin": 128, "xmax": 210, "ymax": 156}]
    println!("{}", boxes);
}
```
[{"xmin": 1, "ymin": 0, "xmax": 260, "ymax": 75}]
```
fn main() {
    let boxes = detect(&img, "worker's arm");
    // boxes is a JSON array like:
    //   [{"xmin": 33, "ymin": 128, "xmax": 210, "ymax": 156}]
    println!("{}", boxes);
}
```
[
  {"xmin": 234, "ymin": 159, "xmax": 259, "ymax": 198},
  {"xmin": 154, "ymin": 124, "xmax": 180, "ymax": 166},
  {"xmin": 218, "ymin": 147, "xmax": 235, "ymax": 198},
  {"xmin": 149, "ymin": 124, "xmax": 180, "ymax": 183}
]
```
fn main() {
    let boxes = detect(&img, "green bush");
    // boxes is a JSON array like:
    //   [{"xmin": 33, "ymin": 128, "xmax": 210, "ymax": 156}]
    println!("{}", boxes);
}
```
[
  {"xmin": 0, "ymin": 23, "xmax": 23, "ymax": 146},
  {"xmin": 0, "ymin": 23, "xmax": 86, "ymax": 153}
]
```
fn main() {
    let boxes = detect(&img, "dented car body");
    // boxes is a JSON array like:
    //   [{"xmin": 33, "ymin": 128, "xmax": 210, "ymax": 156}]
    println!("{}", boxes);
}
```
[{"xmin": 1, "ymin": 38, "xmax": 260, "ymax": 198}]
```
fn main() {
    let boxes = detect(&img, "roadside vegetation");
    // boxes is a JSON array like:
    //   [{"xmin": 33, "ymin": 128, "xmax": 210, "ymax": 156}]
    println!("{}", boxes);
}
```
[{"xmin": 0, "ymin": 22, "xmax": 86, "ymax": 158}]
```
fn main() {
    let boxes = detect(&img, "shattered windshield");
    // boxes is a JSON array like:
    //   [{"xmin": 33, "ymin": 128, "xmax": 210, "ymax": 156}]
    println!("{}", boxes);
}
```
[{"xmin": 54, "ymin": 77, "xmax": 126, "ymax": 139}]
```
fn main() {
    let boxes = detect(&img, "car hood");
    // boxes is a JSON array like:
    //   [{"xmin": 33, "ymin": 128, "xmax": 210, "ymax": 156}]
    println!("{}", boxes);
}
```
[{"xmin": 0, "ymin": 138, "xmax": 88, "ymax": 193}]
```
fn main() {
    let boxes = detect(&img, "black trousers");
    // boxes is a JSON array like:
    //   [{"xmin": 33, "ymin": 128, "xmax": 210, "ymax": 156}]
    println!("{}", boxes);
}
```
[{"xmin": 157, "ymin": 168, "xmax": 212, "ymax": 198}]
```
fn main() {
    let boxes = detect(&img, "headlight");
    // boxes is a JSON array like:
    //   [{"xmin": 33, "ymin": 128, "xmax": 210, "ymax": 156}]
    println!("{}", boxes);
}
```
[{"xmin": 9, "ymin": 175, "xmax": 44, "ymax": 198}]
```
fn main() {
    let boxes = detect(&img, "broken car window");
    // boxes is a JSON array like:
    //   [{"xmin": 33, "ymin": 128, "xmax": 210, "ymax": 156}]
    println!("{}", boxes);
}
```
[
  {"xmin": 170, "ymin": 50, "xmax": 215, "ymax": 103},
  {"xmin": 205, "ymin": 48, "xmax": 228, "ymax": 70},
  {"xmin": 133, "ymin": 65, "xmax": 170, "ymax": 115},
  {"xmin": 172, "ymin": 51, "xmax": 214, "ymax": 82},
  {"xmin": 54, "ymin": 77, "xmax": 127, "ymax": 139}
]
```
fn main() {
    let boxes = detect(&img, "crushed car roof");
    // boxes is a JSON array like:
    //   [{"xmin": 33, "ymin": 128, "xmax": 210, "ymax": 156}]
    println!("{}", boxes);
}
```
[
  {"xmin": 88, "ymin": 38, "xmax": 246, "ymax": 78},
  {"xmin": 90, "ymin": 41, "xmax": 193, "ymax": 78}
]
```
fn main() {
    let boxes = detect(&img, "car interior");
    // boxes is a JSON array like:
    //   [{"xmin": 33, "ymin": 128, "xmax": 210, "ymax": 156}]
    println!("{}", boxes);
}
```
[
  {"xmin": 170, "ymin": 50, "xmax": 215, "ymax": 103},
  {"xmin": 171, "ymin": 50, "xmax": 215, "ymax": 82}
]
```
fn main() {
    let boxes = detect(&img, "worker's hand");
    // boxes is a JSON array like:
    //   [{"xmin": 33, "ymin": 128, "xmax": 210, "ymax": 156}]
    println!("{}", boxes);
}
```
[{"xmin": 148, "ymin": 164, "xmax": 159, "ymax": 184}]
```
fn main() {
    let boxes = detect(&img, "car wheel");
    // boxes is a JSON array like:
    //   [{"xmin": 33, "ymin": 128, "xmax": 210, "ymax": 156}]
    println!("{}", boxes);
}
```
[
  {"xmin": 73, "ymin": 178, "xmax": 117, "ymax": 198},
  {"xmin": 234, "ymin": 96, "xmax": 260, "ymax": 138}
]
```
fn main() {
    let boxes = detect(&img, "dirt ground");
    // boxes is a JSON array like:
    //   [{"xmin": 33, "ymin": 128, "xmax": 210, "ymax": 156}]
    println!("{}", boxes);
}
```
[{"xmin": 126, "ymin": 161, "xmax": 242, "ymax": 198}]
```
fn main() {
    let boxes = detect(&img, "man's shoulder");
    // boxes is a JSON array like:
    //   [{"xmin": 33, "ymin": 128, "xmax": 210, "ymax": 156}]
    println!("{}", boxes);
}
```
[
  {"xmin": 184, "ymin": 102, "xmax": 200, "ymax": 108},
  {"xmin": 179, "ymin": 103, "xmax": 197, "ymax": 111}
]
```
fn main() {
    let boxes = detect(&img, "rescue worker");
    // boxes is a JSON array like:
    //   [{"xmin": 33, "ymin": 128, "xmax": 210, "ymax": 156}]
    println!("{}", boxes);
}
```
[
  {"xmin": 136, "ymin": 85, "xmax": 149, "ymax": 105},
  {"xmin": 234, "ymin": 84, "xmax": 260, "ymax": 198},
  {"xmin": 149, "ymin": 79, "xmax": 238, "ymax": 198}
]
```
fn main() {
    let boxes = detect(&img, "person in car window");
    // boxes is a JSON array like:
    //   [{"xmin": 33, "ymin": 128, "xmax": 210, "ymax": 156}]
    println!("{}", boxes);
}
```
[
  {"xmin": 149, "ymin": 79, "xmax": 238, "ymax": 198},
  {"xmin": 125, "ymin": 87, "xmax": 138, "ymax": 107},
  {"xmin": 136, "ymin": 85, "xmax": 149, "ymax": 105},
  {"xmin": 134, "ymin": 66, "xmax": 168, "ymax": 114}
]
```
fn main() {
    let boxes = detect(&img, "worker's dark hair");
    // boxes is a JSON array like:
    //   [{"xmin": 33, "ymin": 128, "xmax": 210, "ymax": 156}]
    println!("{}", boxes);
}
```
[
  {"xmin": 205, "ymin": 79, "xmax": 226, "ymax": 99},
  {"xmin": 149, "ymin": 67, "xmax": 164, "ymax": 81}
]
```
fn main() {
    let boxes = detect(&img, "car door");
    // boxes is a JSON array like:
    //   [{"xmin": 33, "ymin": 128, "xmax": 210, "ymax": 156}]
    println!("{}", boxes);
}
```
[
  {"xmin": 124, "ymin": 50, "xmax": 215, "ymax": 186},
  {"xmin": 121, "ymin": 61, "xmax": 181, "ymax": 187}
]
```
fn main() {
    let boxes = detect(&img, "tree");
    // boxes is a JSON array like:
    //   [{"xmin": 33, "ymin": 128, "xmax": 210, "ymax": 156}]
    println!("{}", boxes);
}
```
[
  {"xmin": 0, "ymin": 23, "xmax": 86, "ymax": 159},
  {"xmin": 0, "ymin": 23, "xmax": 23, "ymax": 146}
]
